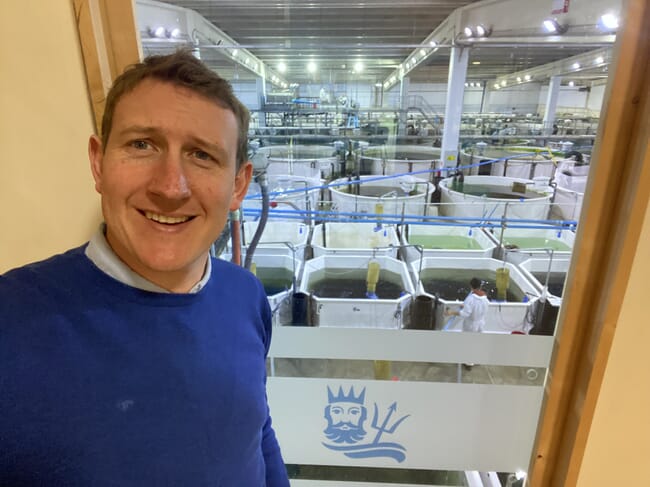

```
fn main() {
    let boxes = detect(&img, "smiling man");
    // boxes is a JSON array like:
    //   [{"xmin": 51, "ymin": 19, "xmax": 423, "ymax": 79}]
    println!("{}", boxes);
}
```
[{"xmin": 0, "ymin": 51, "xmax": 290, "ymax": 486}]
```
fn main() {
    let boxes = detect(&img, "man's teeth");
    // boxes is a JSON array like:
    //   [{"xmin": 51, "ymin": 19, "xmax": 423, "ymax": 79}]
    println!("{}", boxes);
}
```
[{"xmin": 145, "ymin": 211, "xmax": 190, "ymax": 224}]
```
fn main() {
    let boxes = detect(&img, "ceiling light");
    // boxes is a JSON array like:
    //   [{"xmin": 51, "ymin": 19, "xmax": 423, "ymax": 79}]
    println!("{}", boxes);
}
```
[
  {"xmin": 277, "ymin": 62, "xmax": 286, "ymax": 73},
  {"xmin": 384, "ymin": 82, "xmax": 389, "ymax": 89},
  {"xmin": 169, "ymin": 28, "xmax": 181, "ymax": 38},
  {"xmin": 572, "ymin": 62, "xmax": 581, "ymax": 69},
  {"xmin": 307, "ymin": 61, "xmax": 317, "ymax": 73},
  {"xmin": 231, "ymin": 49, "xmax": 238, "ymax": 57},
  {"xmin": 595, "ymin": 56, "xmax": 604, "ymax": 64},
  {"xmin": 429, "ymin": 40, "xmax": 437, "ymax": 47},
  {"xmin": 524, "ymin": 74, "xmax": 532, "ymax": 81},
  {"xmin": 476, "ymin": 82, "xmax": 482, "ymax": 88},
  {"xmin": 517, "ymin": 76, "xmax": 522, "ymax": 82},
  {"xmin": 475, "ymin": 25, "xmax": 487, "ymax": 37},
  {"xmin": 568, "ymin": 81, "xmax": 575, "ymax": 87},
  {"xmin": 463, "ymin": 26, "xmax": 474, "ymax": 37},
  {"xmin": 472, "ymin": 61, "xmax": 481, "ymax": 65},
  {"xmin": 494, "ymin": 83, "xmax": 500, "ymax": 89},
  {"xmin": 465, "ymin": 82, "xmax": 469, "ymax": 87},
  {"xmin": 599, "ymin": 13, "xmax": 619, "ymax": 30},
  {"xmin": 500, "ymin": 80, "xmax": 506, "ymax": 87},
  {"xmin": 375, "ymin": 82, "xmax": 382, "ymax": 88},
  {"xmin": 420, "ymin": 49, "xmax": 427, "ymax": 57},
  {"xmin": 354, "ymin": 61, "xmax": 364, "ymax": 73},
  {"xmin": 543, "ymin": 18, "xmax": 567, "ymax": 34},
  {"xmin": 152, "ymin": 26, "xmax": 166, "ymax": 38}
]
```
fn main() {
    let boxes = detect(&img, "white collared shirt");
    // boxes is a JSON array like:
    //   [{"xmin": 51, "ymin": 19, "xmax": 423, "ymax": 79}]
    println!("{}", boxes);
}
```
[{"xmin": 84, "ymin": 224, "xmax": 211, "ymax": 294}]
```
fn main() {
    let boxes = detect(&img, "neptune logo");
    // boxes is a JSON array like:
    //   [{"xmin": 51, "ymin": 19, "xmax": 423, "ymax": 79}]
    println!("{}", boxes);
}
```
[{"xmin": 322, "ymin": 386, "xmax": 410, "ymax": 462}]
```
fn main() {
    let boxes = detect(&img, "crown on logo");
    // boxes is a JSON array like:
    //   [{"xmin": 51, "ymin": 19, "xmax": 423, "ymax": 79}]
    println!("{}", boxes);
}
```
[{"xmin": 327, "ymin": 386, "xmax": 366, "ymax": 405}]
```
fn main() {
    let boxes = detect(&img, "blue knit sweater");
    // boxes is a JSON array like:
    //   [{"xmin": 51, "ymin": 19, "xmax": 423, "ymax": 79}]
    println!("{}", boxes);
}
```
[{"xmin": 0, "ymin": 246, "xmax": 289, "ymax": 486}]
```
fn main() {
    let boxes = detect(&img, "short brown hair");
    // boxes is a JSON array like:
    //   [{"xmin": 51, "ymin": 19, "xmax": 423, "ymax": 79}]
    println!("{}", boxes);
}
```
[{"xmin": 101, "ymin": 50, "xmax": 249, "ymax": 169}]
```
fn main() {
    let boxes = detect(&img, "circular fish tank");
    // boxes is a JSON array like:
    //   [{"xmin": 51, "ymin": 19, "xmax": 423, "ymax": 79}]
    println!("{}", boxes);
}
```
[
  {"xmin": 256, "ymin": 144, "xmax": 340, "ymax": 178},
  {"xmin": 356, "ymin": 145, "xmax": 441, "ymax": 175},
  {"xmin": 243, "ymin": 175, "xmax": 322, "ymax": 222},
  {"xmin": 461, "ymin": 145, "xmax": 565, "ymax": 179},
  {"xmin": 329, "ymin": 175, "xmax": 434, "ymax": 218},
  {"xmin": 438, "ymin": 175, "xmax": 552, "ymax": 222}
]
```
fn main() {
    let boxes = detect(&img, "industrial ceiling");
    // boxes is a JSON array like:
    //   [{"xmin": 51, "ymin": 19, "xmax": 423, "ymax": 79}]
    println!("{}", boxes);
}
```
[{"xmin": 139, "ymin": 0, "xmax": 619, "ymax": 88}]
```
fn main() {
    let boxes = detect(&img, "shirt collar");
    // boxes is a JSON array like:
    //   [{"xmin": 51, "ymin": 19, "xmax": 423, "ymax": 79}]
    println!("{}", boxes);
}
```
[{"xmin": 85, "ymin": 224, "xmax": 211, "ymax": 294}]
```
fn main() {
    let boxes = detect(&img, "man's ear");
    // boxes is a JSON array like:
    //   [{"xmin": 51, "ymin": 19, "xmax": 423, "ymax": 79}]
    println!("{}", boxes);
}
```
[
  {"xmin": 229, "ymin": 161, "xmax": 253, "ymax": 211},
  {"xmin": 88, "ymin": 135, "xmax": 104, "ymax": 194}
]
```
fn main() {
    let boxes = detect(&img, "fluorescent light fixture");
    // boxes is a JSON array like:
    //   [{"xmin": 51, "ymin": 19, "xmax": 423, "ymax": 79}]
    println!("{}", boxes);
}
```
[
  {"xmin": 354, "ymin": 61, "xmax": 364, "ymax": 73},
  {"xmin": 543, "ymin": 18, "xmax": 566, "ymax": 34},
  {"xmin": 472, "ymin": 61, "xmax": 481, "ymax": 65},
  {"xmin": 384, "ymin": 82, "xmax": 389, "ymax": 89},
  {"xmin": 307, "ymin": 61, "xmax": 317, "ymax": 73},
  {"xmin": 595, "ymin": 56, "xmax": 604, "ymax": 64},
  {"xmin": 572, "ymin": 62, "xmax": 581, "ymax": 69},
  {"xmin": 277, "ymin": 62, "xmax": 286, "ymax": 73},
  {"xmin": 420, "ymin": 49, "xmax": 427, "ymax": 57},
  {"xmin": 429, "ymin": 40, "xmax": 437, "ymax": 47},
  {"xmin": 599, "ymin": 13, "xmax": 619, "ymax": 30}
]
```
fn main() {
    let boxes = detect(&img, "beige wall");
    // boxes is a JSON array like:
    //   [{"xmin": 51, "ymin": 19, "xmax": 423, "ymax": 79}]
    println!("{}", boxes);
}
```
[
  {"xmin": 577, "ymin": 194, "xmax": 650, "ymax": 486},
  {"xmin": 0, "ymin": 0, "xmax": 101, "ymax": 273}
]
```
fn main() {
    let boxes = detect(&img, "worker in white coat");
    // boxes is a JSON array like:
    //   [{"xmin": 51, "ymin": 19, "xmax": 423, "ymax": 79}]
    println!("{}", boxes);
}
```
[{"xmin": 446, "ymin": 277, "xmax": 489, "ymax": 333}]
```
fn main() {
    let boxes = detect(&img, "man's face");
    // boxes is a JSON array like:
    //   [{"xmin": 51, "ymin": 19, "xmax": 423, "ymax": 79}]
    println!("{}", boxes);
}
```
[{"xmin": 89, "ymin": 79, "xmax": 252, "ymax": 292}]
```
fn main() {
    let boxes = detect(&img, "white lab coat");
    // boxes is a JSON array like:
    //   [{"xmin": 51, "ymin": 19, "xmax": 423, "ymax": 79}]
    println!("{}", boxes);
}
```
[{"xmin": 459, "ymin": 292, "xmax": 490, "ymax": 332}]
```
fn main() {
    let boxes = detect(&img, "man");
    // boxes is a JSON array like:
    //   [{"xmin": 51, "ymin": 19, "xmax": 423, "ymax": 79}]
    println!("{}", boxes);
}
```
[
  {"xmin": 0, "ymin": 51, "xmax": 289, "ymax": 486},
  {"xmin": 446, "ymin": 277, "xmax": 490, "ymax": 333}
]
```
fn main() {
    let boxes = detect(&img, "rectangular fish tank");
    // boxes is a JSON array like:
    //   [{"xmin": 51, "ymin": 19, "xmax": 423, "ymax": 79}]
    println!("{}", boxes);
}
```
[
  {"xmin": 224, "ymin": 253, "xmax": 302, "ymax": 326},
  {"xmin": 311, "ymin": 222, "xmax": 399, "ymax": 258},
  {"xmin": 238, "ymin": 221, "xmax": 310, "ymax": 260},
  {"xmin": 299, "ymin": 255, "xmax": 415, "ymax": 329},
  {"xmin": 518, "ymin": 257, "xmax": 570, "ymax": 299},
  {"xmin": 412, "ymin": 257, "xmax": 539, "ymax": 333},
  {"xmin": 487, "ymin": 225, "xmax": 575, "ymax": 264},
  {"xmin": 401, "ymin": 224, "xmax": 496, "ymax": 262}
]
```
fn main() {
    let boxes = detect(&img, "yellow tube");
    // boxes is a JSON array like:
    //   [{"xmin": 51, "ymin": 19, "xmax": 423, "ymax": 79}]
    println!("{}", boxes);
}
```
[
  {"xmin": 366, "ymin": 260, "xmax": 381, "ymax": 295},
  {"xmin": 496, "ymin": 267, "xmax": 510, "ymax": 300},
  {"xmin": 250, "ymin": 262, "xmax": 257, "ymax": 277}
]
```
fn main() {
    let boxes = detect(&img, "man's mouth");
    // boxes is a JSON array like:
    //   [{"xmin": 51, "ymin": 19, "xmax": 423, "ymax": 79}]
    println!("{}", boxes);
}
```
[{"xmin": 143, "ymin": 211, "xmax": 193, "ymax": 225}]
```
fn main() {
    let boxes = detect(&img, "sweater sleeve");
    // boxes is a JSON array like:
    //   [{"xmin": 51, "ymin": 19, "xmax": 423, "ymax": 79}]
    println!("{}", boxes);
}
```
[
  {"xmin": 258, "ymin": 280, "xmax": 290, "ymax": 486},
  {"xmin": 262, "ymin": 411, "xmax": 290, "ymax": 486}
]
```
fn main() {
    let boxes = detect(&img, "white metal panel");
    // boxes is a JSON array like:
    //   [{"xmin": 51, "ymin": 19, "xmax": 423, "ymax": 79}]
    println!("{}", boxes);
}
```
[
  {"xmin": 269, "ymin": 321, "xmax": 553, "ymax": 367},
  {"xmin": 268, "ymin": 377, "xmax": 542, "ymax": 473}
]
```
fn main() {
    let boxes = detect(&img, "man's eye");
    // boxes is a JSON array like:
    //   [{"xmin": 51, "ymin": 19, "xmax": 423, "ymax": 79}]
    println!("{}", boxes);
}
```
[
  {"xmin": 131, "ymin": 140, "xmax": 151, "ymax": 150},
  {"xmin": 193, "ymin": 150, "xmax": 213, "ymax": 161}
]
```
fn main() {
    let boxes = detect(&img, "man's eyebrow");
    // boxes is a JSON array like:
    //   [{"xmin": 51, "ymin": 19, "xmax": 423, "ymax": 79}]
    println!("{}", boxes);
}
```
[
  {"xmin": 117, "ymin": 125, "xmax": 159, "ymax": 137},
  {"xmin": 187, "ymin": 135, "xmax": 230, "ymax": 159}
]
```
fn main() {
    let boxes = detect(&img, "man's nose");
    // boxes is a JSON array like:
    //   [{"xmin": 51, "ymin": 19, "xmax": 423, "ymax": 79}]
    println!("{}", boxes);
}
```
[{"xmin": 148, "ymin": 152, "xmax": 191, "ymax": 200}]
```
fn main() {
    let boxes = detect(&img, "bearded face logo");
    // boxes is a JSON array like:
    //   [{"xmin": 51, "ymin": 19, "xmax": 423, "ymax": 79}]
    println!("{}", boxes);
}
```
[
  {"xmin": 323, "ymin": 400, "xmax": 368, "ymax": 443},
  {"xmin": 322, "ymin": 385, "xmax": 410, "ymax": 463}
]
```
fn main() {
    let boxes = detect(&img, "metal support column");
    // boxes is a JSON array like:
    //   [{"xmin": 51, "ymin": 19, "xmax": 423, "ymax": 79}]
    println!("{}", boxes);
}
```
[
  {"xmin": 542, "ymin": 75, "xmax": 562, "ymax": 135},
  {"xmin": 441, "ymin": 47, "xmax": 469, "ymax": 169}
]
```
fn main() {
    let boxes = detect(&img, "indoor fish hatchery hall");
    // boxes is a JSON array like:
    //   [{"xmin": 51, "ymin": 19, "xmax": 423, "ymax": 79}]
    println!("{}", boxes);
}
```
[{"xmin": 2, "ymin": 0, "xmax": 649, "ymax": 485}]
